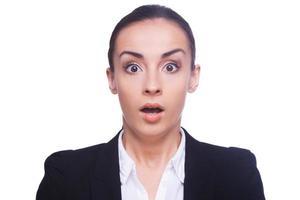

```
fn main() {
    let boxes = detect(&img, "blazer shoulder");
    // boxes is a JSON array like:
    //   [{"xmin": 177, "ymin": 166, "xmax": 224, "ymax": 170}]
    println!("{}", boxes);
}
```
[
  {"xmin": 43, "ymin": 142, "xmax": 107, "ymax": 173},
  {"xmin": 37, "ymin": 143, "xmax": 109, "ymax": 200},
  {"xmin": 188, "ymin": 135, "xmax": 256, "ymax": 167},
  {"xmin": 37, "ymin": 133, "xmax": 121, "ymax": 200},
  {"xmin": 188, "ymin": 137, "xmax": 265, "ymax": 199},
  {"xmin": 184, "ymin": 128, "xmax": 255, "ymax": 164}
]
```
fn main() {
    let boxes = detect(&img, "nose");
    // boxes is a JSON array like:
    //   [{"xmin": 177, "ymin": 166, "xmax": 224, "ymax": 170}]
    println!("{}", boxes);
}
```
[{"xmin": 143, "ymin": 71, "xmax": 162, "ymax": 96}]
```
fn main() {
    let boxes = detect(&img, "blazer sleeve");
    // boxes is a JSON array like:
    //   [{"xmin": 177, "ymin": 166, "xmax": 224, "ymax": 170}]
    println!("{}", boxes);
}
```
[
  {"xmin": 225, "ymin": 148, "xmax": 265, "ymax": 200},
  {"xmin": 36, "ymin": 151, "xmax": 69, "ymax": 200},
  {"xmin": 244, "ymin": 151, "xmax": 265, "ymax": 200}
]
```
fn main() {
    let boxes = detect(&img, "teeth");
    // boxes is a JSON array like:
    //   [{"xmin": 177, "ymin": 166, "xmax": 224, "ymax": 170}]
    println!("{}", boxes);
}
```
[{"xmin": 141, "ymin": 107, "xmax": 162, "ymax": 113}]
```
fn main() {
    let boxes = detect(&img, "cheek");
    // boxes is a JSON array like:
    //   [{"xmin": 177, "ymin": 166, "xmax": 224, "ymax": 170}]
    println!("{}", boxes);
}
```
[
  {"xmin": 115, "ymin": 76, "xmax": 142, "ymax": 113},
  {"xmin": 164, "ymin": 78, "xmax": 188, "ymax": 111},
  {"xmin": 115, "ymin": 72, "xmax": 143, "ymax": 92}
]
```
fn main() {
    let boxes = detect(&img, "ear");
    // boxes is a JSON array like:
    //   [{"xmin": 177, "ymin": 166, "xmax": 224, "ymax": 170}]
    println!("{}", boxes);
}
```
[
  {"xmin": 106, "ymin": 68, "xmax": 118, "ymax": 94},
  {"xmin": 188, "ymin": 64, "xmax": 200, "ymax": 93}
]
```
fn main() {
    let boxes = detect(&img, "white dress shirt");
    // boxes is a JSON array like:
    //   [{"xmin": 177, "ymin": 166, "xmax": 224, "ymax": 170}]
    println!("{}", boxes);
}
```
[{"xmin": 118, "ymin": 128, "xmax": 185, "ymax": 200}]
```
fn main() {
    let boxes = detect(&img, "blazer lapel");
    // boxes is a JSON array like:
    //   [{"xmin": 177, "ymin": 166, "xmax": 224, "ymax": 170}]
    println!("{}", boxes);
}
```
[
  {"xmin": 91, "ymin": 131, "xmax": 122, "ymax": 200},
  {"xmin": 183, "ymin": 128, "xmax": 215, "ymax": 200}
]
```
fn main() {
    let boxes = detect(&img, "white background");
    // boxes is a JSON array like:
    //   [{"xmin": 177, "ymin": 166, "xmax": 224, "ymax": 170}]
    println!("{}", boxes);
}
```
[{"xmin": 0, "ymin": 0, "xmax": 299, "ymax": 199}]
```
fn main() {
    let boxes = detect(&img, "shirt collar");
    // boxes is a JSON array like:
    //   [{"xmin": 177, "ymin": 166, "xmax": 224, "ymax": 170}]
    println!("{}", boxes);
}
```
[
  {"xmin": 118, "ymin": 128, "xmax": 186, "ymax": 185},
  {"xmin": 118, "ymin": 130, "xmax": 135, "ymax": 185},
  {"xmin": 169, "ymin": 128, "xmax": 186, "ymax": 183}
]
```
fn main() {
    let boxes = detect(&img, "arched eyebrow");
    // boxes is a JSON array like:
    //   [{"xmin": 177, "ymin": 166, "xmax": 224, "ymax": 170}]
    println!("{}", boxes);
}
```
[
  {"xmin": 119, "ymin": 51, "xmax": 143, "ymax": 58},
  {"xmin": 162, "ymin": 48, "xmax": 186, "ymax": 58},
  {"xmin": 119, "ymin": 48, "xmax": 186, "ymax": 59}
]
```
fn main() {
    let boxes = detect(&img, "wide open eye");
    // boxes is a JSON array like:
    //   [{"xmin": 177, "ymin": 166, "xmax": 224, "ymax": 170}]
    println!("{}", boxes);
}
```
[
  {"xmin": 125, "ymin": 63, "xmax": 142, "ymax": 73},
  {"xmin": 162, "ymin": 62, "xmax": 179, "ymax": 73}
]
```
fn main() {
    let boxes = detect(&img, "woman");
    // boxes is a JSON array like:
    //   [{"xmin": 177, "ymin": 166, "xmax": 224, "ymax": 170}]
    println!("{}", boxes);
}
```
[{"xmin": 36, "ymin": 4, "xmax": 265, "ymax": 200}]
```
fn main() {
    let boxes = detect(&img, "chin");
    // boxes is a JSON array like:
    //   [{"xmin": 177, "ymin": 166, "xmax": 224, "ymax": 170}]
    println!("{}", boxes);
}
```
[
  {"xmin": 123, "ymin": 114, "xmax": 180, "ymax": 137},
  {"xmin": 136, "ymin": 121, "xmax": 177, "ymax": 138}
]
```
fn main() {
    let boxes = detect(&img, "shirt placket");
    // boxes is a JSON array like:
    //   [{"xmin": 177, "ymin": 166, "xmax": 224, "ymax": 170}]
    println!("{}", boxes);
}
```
[
  {"xmin": 155, "ymin": 164, "xmax": 172, "ymax": 200},
  {"xmin": 133, "ymin": 166, "xmax": 149, "ymax": 200}
]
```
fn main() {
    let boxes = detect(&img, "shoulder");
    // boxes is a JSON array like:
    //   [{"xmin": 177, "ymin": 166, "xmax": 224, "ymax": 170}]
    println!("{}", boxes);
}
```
[
  {"xmin": 184, "ymin": 128, "xmax": 257, "ymax": 170},
  {"xmin": 37, "ymin": 144, "xmax": 109, "ymax": 200},
  {"xmin": 37, "ymin": 134, "xmax": 120, "ymax": 199},
  {"xmin": 187, "ymin": 134, "xmax": 258, "ymax": 178},
  {"xmin": 194, "ymin": 139, "xmax": 256, "ymax": 167},
  {"xmin": 44, "ymin": 131, "xmax": 120, "ymax": 173},
  {"xmin": 185, "ymin": 131, "xmax": 265, "ymax": 199},
  {"xmin": 44, "ymin": 143, "xmax": 107, "ymax": 173}
]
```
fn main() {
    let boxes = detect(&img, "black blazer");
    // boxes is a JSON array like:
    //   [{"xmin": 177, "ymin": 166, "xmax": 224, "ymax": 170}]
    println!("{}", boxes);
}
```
[{"xmin": 36, "ymin": 128, "xmax": 265, "ymax": 200}]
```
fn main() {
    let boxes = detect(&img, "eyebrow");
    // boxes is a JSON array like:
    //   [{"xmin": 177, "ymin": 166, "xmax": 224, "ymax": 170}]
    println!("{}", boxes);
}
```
[
  {"xmin": 162, "ymin": 48, "xmax": 186, "ymax": 58},
  {"xmin": 119, "ymin": 48, "xmax": 186, "ymax": 59},
  {"xmin": 119, "ymin": 51, "xmax": 143, "ymax": 58}
]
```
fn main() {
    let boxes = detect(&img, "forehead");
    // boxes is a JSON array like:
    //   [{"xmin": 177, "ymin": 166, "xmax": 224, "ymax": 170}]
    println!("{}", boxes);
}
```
[{"xmin": 114, "ymin": 18, "xmax": 190, "ymax": 57}]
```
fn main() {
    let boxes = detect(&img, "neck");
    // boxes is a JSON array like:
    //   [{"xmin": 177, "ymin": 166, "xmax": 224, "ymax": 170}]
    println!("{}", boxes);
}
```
[{"xmin": 122, "ymin": 123, "xmax": 182, "ymax": 168}]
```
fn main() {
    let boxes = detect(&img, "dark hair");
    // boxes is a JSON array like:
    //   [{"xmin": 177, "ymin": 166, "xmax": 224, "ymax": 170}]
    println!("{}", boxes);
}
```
[{"xmin": 108, "ymin": 4, "xmax": 196, "ymax": 71}]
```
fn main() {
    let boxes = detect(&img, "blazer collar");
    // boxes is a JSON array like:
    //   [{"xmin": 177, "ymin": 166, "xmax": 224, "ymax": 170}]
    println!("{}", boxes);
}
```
[
  {"xmin": 90, "ymin": 129, "xmax": 122, "ymax": 200},
  {"xmin": 90, "ymin": 128, "xmax": 215, "ymax": 200},
  {"xmin": 183, "ymin": 127, "xmax": 215, "ymax": 200}
]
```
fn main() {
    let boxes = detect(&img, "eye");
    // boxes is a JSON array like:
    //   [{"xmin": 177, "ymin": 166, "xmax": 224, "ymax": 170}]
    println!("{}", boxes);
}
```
[
  {"xmin": 125, "ymin": 63, "xmax": 142, "ymax": 73},
  {"xmin": 163, "ymin": 62, "xmax": 179, "ymax": 73}
]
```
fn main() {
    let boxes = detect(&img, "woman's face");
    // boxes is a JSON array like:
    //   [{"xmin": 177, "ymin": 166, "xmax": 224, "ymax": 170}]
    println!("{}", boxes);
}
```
[{"xmin": 107, "ymin": 18, "xmax": 200, "ymax": 137}]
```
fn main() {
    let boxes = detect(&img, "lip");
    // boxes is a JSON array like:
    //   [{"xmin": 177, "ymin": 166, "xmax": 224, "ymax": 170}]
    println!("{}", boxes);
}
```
[
  {"xmin": 139, "ymin": 103, "xmax": 165, "ymax": 123},
  {"xmin": 139, "ymin": 103, "xmax": 165, "ymax": 111}
]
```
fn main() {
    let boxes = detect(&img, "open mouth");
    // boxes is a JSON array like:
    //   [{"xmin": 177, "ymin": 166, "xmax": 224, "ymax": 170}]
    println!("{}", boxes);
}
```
[
  {"xmin": 140, "ymin": 107, "xmax": 163, "ymax": 113},
  {"xmin": 139, "ymin": 103, "xmax": 164, "ymax": 113},
  {"xmin": 140, "ymin": 103, "xmax": 164, "ymax": 123}
]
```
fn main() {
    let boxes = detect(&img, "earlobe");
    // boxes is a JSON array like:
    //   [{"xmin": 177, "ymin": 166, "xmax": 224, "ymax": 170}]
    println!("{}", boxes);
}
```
[
  {"xmin": 188, "ymin": 64, "xmax": 200, "ymax": 93},
  {"xmin": 106, "ymin": 68, "xmax": 118, "ymax": 94}
]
